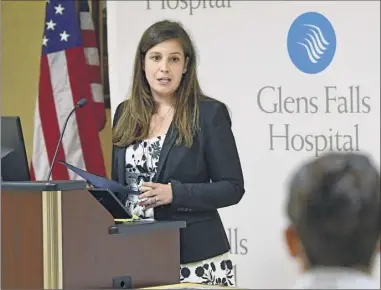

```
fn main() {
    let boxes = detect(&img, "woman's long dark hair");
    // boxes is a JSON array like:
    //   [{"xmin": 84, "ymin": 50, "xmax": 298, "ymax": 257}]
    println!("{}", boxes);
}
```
[{"xmin": 113, "ymin": 20, "xmax": 204, "ymax": 148}]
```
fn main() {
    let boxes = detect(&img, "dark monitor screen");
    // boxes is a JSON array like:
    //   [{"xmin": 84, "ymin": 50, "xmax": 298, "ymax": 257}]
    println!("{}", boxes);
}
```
[{"xmin": 1, "ymin": 116, "xmax": 31, "ymax": 181}]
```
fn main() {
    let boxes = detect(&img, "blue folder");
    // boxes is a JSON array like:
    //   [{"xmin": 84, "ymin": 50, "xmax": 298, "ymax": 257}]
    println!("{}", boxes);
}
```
[{"xmin": 59, "ymin": 160, "xmax": 138, "ymax": 196}]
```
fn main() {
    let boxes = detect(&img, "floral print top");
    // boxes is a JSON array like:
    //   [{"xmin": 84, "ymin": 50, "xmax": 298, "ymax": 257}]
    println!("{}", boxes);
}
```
[{"xmin": 124, "ymin": 134, "xmax": 165, "ymax": 218}]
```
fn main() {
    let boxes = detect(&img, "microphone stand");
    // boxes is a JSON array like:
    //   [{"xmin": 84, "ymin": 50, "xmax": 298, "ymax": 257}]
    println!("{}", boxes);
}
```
[{"xmin": 45, "ymin": 98, "xmax": 87, "ymax": 180}]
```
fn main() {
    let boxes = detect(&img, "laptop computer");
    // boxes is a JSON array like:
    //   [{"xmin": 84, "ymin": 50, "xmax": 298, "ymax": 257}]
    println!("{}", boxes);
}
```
[{"xmin": 88, "ymin": 188, "xmax": 154, "ymax": 224}]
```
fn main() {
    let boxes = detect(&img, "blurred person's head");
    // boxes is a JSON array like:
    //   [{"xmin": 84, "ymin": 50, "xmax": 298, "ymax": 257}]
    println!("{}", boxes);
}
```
[{"xmin": 285, "ymin": 152, "xmax": 380, "ymax": 273}]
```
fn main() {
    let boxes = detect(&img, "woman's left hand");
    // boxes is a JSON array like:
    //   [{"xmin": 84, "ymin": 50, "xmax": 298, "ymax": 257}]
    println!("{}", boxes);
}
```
[{"xmin": 138, "ymin": 182, "xmax": 173, "ymax": 209}]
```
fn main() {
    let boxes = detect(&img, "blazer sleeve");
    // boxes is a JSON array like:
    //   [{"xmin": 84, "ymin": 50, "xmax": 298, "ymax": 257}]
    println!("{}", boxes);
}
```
[
  {"xmin": 170, "ymin": 102, "xmax": 245, "ymax": 211},
  {"xmin": 111, "ymin": 101, "xmax": 125, "ymax": 182}
]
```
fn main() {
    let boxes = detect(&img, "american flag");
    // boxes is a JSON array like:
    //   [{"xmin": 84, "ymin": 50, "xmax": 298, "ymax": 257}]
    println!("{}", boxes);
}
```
[{"xmin": 30, "ymin": 0, "xmax": 106, "ymax": 180}]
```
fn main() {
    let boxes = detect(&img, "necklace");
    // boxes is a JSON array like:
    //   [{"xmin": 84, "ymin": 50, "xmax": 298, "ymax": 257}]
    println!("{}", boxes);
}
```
[{"xmin": 149, "ymin": 106, "xmax": 173, "ymax": 137}]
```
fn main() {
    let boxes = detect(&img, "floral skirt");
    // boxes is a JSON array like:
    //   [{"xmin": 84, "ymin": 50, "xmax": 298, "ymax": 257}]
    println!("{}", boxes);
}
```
[{"xmin": 179, "ymin": 252, "xmax": 235, "ymax": 287}]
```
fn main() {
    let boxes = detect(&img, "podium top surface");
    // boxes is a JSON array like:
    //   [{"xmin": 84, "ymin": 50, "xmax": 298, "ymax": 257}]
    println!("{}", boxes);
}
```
[
  {"xmin": 1, "ymin": 180, "xmax": 87, "ymax": 191},
  {"xmin": 109, "ymin": 220, "xmax": 186, "ymax": 235}
]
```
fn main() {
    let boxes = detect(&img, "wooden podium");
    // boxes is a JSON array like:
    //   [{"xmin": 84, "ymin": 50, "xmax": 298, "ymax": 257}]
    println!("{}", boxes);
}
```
[{"xmin": 1, "ymin": 181, "xmax": 186, "ymax": 289}]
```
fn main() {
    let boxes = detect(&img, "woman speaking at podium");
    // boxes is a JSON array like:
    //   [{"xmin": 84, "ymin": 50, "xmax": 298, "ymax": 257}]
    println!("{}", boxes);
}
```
[{"xmin": 111, "ymin": 20, "xmax": 244, "ymax": 286}]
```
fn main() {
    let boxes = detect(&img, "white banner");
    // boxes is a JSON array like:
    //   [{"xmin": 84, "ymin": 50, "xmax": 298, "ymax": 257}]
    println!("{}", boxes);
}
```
[{"xmin": 107, "ymin": 1, "xmax": 380, "ymax": 288}]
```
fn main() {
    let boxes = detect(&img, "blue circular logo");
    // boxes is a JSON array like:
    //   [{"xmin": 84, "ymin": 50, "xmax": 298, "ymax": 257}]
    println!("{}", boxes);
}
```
[{"xmin": 287, "ymin": 12, "xmax": 336, "ymax": 74}]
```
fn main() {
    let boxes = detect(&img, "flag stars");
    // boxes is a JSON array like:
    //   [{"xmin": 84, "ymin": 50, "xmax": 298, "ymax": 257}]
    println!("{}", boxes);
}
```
[
  {"xmin": 46, "ymin": 19, "xmax": 56, "ymax": 30},
  {"xmin": 54, "ymin": 4, "xmax": 65, "ymax": 15},
  {"xmin": 60, "ymin": 31, "xmax": 70, "ymax": 41},
  {"xmin": 42, "ymin": 36, "xmax": 49, "ymax": 46}
]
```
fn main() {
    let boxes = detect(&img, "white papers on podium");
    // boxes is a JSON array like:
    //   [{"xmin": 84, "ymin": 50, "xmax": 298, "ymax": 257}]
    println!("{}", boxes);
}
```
[{"xmin": 59, "ymin": 161, "xmax": 138, "ymax": 196}]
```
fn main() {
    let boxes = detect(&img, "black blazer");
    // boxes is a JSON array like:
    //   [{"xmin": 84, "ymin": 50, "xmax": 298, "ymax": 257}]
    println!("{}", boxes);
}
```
[{"xmin": 111, "ymin": 97, "xmax": 245, "ymax": 264}]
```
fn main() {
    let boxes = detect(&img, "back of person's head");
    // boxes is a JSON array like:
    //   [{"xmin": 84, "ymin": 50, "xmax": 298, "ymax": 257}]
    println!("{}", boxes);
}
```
[
  {"xmin": 285, "ymin": 152, "xmax": 380, "ymax": 271},
  {"xmin": 113, "ymin": 20, "xmax": 204, "ymax": 148}
]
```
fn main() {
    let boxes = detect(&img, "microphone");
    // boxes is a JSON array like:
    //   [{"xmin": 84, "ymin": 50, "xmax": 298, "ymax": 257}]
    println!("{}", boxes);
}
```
[{"xmin": 45, "ymin": 98, "xmax": 88, "ymax": 180}]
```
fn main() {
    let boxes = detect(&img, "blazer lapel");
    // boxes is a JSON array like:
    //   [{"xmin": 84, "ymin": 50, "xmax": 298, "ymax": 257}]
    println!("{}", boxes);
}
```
[
  {"xmin": 155, "ymin": 122, "xmax": 178, "ymax": 182},
  {"xmin": 117, "ymin": 147, "xmax": 127, "ymax": 185}
]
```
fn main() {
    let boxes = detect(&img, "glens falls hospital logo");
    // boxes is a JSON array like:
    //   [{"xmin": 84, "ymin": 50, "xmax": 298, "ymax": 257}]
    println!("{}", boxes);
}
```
[{"xmin": 287, "ymin": 11, "xmax": 337, "ymax": 74}]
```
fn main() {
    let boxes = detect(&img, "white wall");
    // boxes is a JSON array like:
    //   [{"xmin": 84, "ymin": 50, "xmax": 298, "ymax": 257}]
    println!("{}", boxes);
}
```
[{"xmin": 106, "ymin": 1, "xmax": 380, "ymax": 288}]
